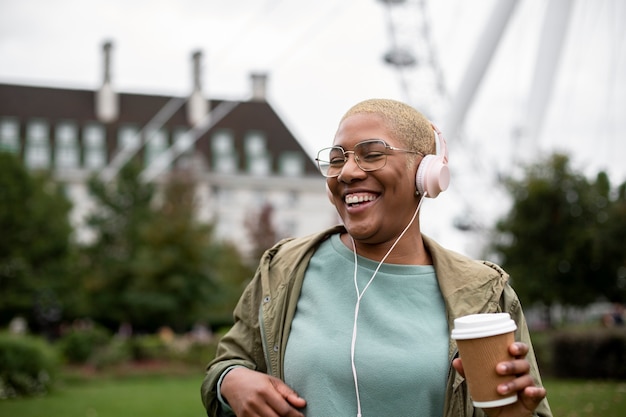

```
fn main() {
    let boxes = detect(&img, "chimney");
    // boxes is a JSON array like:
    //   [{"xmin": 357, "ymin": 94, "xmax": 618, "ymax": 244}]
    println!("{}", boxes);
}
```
[
  {"xmin": 250, "ymin": 72, "xmax": 268, "ymax": 101},
  {"xmin": 95, "ymin": 40, "xmax": 119, "ymax": 123},
  {"xmin": 187, "ymin": 50, "xmax": 208, "ymax": 126}
]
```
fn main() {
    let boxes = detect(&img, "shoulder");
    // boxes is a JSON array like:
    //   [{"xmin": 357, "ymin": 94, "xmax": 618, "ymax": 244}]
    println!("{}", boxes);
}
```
[
  {"xmin": 264, "ymin": 225, "xmax": 345, "ymax": 266},
  {"xmin": 422, "ymin": 234, "xmax": 508, "ymax": 280}
]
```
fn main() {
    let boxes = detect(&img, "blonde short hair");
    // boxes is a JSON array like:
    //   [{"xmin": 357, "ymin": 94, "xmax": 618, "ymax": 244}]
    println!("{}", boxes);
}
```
[{"xmin": 340, "ymin": 98, "xmax": 435, "ymax": 155}]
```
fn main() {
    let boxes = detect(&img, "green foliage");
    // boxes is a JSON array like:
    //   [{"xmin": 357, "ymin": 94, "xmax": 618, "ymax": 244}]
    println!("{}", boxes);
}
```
[
  {"xmin": 0, "ymin": 152, "xmax": 74, "ymax": 330},
  {"xmin": 78, "ymin": 161, "xmax": 157, "ymax": 329},
  {"xmin": 56, "ymin": 324, "xmax": 111, "ymax": 364},
  {"xmin": 78, "ymin": 165, "xmax": 252, "ymax": 332},
  {"xmin": 550, "ymin": 328, "xmax": 626, "ymax": 379},
  {"xmin": 88, "ymin": 337, "xmax": 133, "ymax": 370},
  {"xmin": 0, "ymin": 332, "xmax": 59, "ymax": 398},
  {"xmin": 0, "ymin": 150, "xmax": 255, "ymax": 335},
  {"xmin": 492, "ymin": 153, "xmax": 626, "ymax": 311},
  {"xmin": 130, "ymin": 334, "xmax": 169, "ymax": 361}
]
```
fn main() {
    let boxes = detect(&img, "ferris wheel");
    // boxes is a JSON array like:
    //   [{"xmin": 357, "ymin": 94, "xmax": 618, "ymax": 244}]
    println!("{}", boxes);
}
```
[
  {"xmin": 378, "ymin": 0, "xmax": 579, "ymax": 237},
  {"xmin": 377, "ymin": 0, "xmax": 449, "ymax": 122}
]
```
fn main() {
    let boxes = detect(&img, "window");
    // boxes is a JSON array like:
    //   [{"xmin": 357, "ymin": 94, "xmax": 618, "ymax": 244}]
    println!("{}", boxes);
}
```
[
  {"xmin": 84, "ymin": 123, "xmax": 106, "ymax": 169},
  {"xmin": 55, "ymin": 122, "xmax": 79, "ymax": 169},
  {"xmin": 279, "ymin": 152, "xmax": 304, "ymax": 176},
  {"xmin": 145, "ymin": 128, "xmax": 168, "ymax": 167},
  {"xmin": 118, "ymin": 125, "xmax": 140, "ymax": 151},
  {"xmin": 245, "ymin": 130, "xmax": 271, "ymax": 175},
  {"xmin": 212, "ymin": 129, "xmax": 237, "ymax": 174},
  {"xmin": 173, "ymin": 128, "xmax": 194, "ymax": 169},
  {"xmin": 0, "ymin": 117, "xmax": 20, "ymax": 154},
  {"xmin": 25, "ymin": 119, "xmax": 50, "ymax": 169}
]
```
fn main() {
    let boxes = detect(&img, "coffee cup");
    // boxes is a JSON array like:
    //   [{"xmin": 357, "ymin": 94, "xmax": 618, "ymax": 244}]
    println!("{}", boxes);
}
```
[{"xmin": 451, "ymin": 313, "xmax": 518, "ymax": 408}]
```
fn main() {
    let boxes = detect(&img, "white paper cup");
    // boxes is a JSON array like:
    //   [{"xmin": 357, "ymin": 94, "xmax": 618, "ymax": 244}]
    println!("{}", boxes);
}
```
[{"xmin": 451, "ymin": 313, "xmax": 518, "ymax": 408}]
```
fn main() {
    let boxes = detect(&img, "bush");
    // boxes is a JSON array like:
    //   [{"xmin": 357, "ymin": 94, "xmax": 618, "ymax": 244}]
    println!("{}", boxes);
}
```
[
  {"xmin": 57, "ymin": 324, "xmax": 111, "ymax": 364},
  {"xmin": 130, "ymin": 335, "xmax": 169, "ymax": 361},
  {"xmin": 89, "ymin": 337, "xmax": 133, "ymax": 369},
  {"xmin": 0, "ymin": 332, "xmax": 59, "ymax": 398},
  {"xmin": 551, "ymin": 327, "xmax": 626, "ymax": 379}
]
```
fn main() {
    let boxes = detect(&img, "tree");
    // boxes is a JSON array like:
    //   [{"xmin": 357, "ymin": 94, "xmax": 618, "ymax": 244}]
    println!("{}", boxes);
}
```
[
  {"xmin": 0, "ymin": 152, "xmax": 73, "ymax": 333},
  {"xmin": 244, "ymin": 202, "xmax": 282, "ymax": 263},
  {"xmin": 78, "ymin": 163, "xmax": 253, "ymax": 332},
  {"xmin": 120, "ymin": 171, "xmax": 222, "ymax": 332},
  {"xmin": 491, "ymin": 153, "xmax": 626, "ymax": 323},
  {"xmin": 78, "ymin": 161, "xmax": 156, "ymax": 330}
]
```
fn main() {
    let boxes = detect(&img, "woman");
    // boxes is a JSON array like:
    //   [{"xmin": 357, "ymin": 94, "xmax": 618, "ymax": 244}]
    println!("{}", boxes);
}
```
[{"xmin": 201, "ymin": 99, "xmax": 551, "ymax": 417}]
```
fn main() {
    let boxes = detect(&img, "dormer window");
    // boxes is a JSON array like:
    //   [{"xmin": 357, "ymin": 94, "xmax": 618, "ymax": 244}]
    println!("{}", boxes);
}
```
[
  {"xmin": 245, "ymin": 130, "xmax": 271, "ymax": 175},
  {"xmin": 55, "ymin": 122, "xmax": 79, "ymax": 169},
  {"xmin": 84, "ymin": 123, "xmax": 106, "ymax": 169},
  {"xmin": 212, "ymin": 129, "xmax": 237, "ymax": 174},
  {"xmin": 25, "ymin": 119, "xmax": 50, "ymax": 169}
]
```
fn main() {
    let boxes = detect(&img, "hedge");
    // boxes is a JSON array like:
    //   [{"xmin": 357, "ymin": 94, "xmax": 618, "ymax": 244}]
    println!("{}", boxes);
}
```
[
  {"xmin": 0, "ymin": 333, "xmax": 58, "ymax": 398},
  {"xmin": 550, "ymin": 327, "xmax": 626, "ymax": 379}
]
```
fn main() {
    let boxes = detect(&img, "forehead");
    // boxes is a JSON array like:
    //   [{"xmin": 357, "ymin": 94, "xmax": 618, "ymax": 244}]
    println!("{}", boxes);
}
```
[{"xmin": 333, "ymin": 113, "xmax": 400, "ymax": 148}]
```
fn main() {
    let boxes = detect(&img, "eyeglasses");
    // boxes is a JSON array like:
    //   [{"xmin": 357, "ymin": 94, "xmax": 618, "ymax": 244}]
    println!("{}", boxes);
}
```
[{"xmin": 315, "ymin": 139, "xmax": 422, "ymax": 178}]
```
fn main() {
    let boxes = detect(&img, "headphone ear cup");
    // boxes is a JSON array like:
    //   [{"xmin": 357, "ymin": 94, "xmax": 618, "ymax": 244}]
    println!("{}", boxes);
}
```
[{"xmin": 415, "ymin": 154, "xmax": 450, "ymax": 198}]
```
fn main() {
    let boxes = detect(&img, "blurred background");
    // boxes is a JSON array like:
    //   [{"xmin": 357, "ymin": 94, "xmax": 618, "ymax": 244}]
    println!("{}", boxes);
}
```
[{"xmin": 1, "ymin": 0, "xmax": 624, "ymax": 253}]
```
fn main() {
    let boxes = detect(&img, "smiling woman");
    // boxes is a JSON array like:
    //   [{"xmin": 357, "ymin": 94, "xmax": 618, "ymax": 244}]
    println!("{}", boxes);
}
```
[{"xmin": 201, "ymin": 98, "xmax": 552, "ymax": 417}]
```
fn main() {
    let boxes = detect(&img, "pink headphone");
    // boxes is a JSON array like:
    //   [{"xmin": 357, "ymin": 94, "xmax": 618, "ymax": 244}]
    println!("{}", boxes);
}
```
[
  {"xmin": 415, "ymin": 124, "xmax": 449, "ymax": 198},
  {"xmin": 326, "ymin": 124, "xmax": 450, "ymax": 203}
]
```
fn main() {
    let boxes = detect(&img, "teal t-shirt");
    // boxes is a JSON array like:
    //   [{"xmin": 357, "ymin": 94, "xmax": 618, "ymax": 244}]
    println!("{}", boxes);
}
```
[{"xmin": 284, "ymin": 234, "xmax": 449, "ymax": 417}]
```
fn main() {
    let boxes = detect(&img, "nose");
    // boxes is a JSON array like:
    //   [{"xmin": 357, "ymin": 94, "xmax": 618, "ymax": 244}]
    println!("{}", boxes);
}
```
[{"xmin": 337, "ymin": 152, "xmax": 366, "ymax": 183}]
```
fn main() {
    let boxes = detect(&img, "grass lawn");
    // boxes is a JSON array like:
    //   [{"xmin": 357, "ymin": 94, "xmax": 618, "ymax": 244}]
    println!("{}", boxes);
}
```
[
  {"xmin": 0, "ymin": 373, "xmax": 207, "ymax": 417},
  {"xmin": 543, "ymin": 378, "xmax": 626, "ymax": 417},
  {"xmin": 1, "ymin": 373, "xmax": 625, "ymax": 416}
]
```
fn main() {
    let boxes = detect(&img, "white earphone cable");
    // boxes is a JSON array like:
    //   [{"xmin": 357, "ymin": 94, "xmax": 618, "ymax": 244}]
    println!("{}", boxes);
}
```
[{"xmin": 349, "ymin": 193, "xmax": 426, "ymax": 417}]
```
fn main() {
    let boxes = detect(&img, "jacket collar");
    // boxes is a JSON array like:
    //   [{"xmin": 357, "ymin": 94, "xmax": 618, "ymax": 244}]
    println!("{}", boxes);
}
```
[{"xmin": 422, "ymin": 234, "xmax": 509, "ymax": 325}]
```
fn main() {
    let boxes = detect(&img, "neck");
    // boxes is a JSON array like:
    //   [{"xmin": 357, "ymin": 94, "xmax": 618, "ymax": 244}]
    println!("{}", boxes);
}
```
[
  {"xmin": 342, "ymin": 230, "xmax": 432, "ymax": 265},
  {"xmin": 341, "ymin": 197, "xmax": 432, "ymax": 265}
]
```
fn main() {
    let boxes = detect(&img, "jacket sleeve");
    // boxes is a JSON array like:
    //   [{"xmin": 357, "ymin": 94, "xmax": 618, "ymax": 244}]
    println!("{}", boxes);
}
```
[
  {"xmin": 500, "ymin": 283, "xmax": 553, "ymax": 417},
  {"xmin": 201, "ymin": 265, "xmax": 268, "ymax": 417}
]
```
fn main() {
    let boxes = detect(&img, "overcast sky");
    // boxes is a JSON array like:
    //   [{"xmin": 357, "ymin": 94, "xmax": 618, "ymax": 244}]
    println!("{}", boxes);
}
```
[{"xmin": 1, "ymin": 0, "xmax": 624, "ymax": 255}]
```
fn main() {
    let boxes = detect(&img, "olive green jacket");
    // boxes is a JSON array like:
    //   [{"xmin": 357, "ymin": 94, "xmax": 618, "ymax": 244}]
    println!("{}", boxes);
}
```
[{"xmin": 201, "ymin": 226, "xmax": 552, "ymax": 417}]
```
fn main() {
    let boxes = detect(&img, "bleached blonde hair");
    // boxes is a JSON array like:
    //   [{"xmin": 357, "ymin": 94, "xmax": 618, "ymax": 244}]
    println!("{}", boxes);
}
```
[{"xmin": 340, "ymin": 98, "xmax": 435, "ymax": 156}]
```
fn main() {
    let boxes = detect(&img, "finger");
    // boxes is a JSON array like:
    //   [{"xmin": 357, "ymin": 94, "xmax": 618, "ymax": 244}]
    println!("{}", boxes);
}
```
[
  {"xmin": 269, "ymin": 377, "xmax": 307, "ymax": 410},
  {"xmin": 497, "ymin": 358, "xmax": 530, "ymax": 376},
  {"xmin": 509, "ymin": 341, "xmax": 528, "ymax": 358},
  {"xmin": 497, "ymin": 373, "xmax": 535, "ymax": 396},
  {"xmin": 452, "ymin": 357, "xmax": 465, "ymax": 376},
  {"xmin": 521, "ymin": 385, "xmax": 547, "ymax": 405}
]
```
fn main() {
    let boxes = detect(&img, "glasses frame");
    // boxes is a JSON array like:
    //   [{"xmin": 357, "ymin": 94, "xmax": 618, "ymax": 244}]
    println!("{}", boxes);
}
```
[{"xmin": 315, "ymin": 139, "xmax": 422, "ymax": 178}]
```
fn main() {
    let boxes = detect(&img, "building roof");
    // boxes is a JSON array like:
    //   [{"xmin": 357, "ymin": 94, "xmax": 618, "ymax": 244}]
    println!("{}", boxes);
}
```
[{"xmin": 0, "ymin": 82, "xmax": 320, "ymax": 177}]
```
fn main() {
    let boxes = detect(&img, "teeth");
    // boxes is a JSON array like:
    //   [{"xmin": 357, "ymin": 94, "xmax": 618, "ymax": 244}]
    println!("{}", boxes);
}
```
[{"xmin": 345, "ymin": 194, "xmax": 376, "ymax": 204}]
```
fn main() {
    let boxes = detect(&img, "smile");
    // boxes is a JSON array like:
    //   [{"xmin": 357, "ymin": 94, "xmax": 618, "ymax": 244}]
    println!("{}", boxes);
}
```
[{"xmin": 345, "ymin": 193, "xmax": 377, "ymax": 206}]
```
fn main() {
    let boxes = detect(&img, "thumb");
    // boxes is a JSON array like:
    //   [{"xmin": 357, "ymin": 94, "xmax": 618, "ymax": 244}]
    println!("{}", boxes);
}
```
[
  {"xmin": 452, "ymin": 357, "xmax": 465, "ymax": 377},
  {"xmin": 270, "ymin": 377, "xmax": 307, "ymax": 408}
]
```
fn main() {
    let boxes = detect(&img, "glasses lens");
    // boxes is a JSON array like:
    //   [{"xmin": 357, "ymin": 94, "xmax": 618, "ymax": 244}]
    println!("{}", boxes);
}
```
[
  {"xmin": 354, "ymin": 140, "xmax": 388, "ymax": 171},
  {"xmin": 316, "ymin": 140, "xmax": 390, "ymax": 177},
  {"xmin": 316, "ymin": 146, "xmax": 344, "ymax": 177}
]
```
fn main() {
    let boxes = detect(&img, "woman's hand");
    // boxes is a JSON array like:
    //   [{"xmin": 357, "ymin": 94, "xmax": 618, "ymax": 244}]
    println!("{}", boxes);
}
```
[
  {"xmin": 452, "ymin": 342, "xmax": 547, "ymax": 417},
  {"xmin": 221, "ymin": 367, "xmax": 306, "ymax": 417}
]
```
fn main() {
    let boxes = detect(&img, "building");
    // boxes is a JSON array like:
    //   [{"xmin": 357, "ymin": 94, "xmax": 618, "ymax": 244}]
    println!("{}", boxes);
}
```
[{"xmin": 0, "ymin": 42, "xmax": 337, "ymax": 254}]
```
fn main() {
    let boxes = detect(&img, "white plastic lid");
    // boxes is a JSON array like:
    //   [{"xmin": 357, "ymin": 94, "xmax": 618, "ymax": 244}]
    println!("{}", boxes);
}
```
[{"xmin": 451, "ymin": 313, "xmax": 517, "ymax": 340}]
